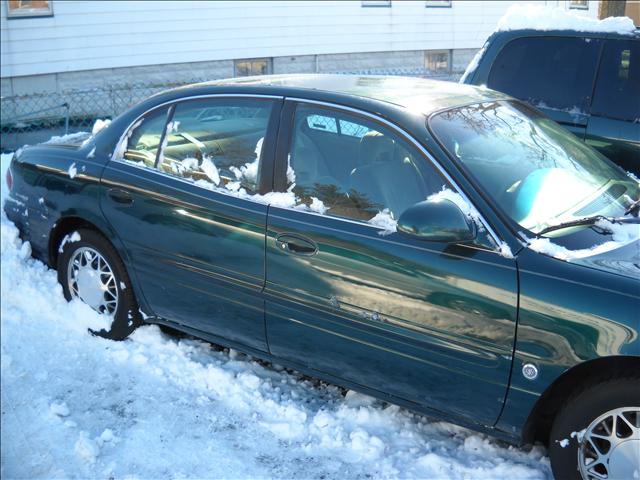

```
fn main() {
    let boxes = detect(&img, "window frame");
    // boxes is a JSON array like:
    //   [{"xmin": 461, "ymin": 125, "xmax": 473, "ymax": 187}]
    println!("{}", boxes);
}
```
[
  {"xmin": 6, "ymin": 0, "xmax": 53, "ymax": 19},
  {"xmin": 234, "ymin": 58, "xmax": 272, "ymax": 77},
  {"xmin": 425, "ymin": 50, "xmax": 452, "ymax": 74},
  {"xmin": 278, "ymin": 97, "xmax": 505, "ymax": 253},
  {"xmin": 111, "ymin": 93, "xmax": 282, "ymax": 197}
]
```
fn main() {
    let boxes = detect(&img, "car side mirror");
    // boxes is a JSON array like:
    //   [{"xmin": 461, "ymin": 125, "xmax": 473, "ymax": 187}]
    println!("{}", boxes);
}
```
[{"xmin": 397, "ymin": 199, "xmax": 476, "ymax": 242}]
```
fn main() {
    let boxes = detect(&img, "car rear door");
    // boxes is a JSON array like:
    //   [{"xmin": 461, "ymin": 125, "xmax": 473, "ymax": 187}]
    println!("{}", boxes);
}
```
[
  {"xmin": 100, "ymin": 95, "xmax": 282, "ymax": 352},
  {"xmin": 264, "ymin": 100, "xmax": 518, "ymax": 426},
  {"xmin": 485, "ymin": 35, "xmax": 603, "ymax": 140},
  {"xmin": 586, "ymin": 37, "xmax": 640, "ymax": 174}
]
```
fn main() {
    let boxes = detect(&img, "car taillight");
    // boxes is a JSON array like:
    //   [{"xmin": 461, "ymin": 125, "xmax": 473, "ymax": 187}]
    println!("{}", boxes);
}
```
[{"xmin": 5, "ymin": 167, "xmax": 12, "ymax": 191}]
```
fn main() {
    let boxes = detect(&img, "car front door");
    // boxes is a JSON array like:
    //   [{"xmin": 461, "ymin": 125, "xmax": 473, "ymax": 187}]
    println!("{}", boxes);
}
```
[
  {"xmin": 264, "ymin": 101, "xmax": 518, "ymax": 426},
  {"xmin": 100, "ymin": 95, "xmax": 282, "ymax": 352},
  {"xmin": 586, "ymin": 38, "xmax": 640, "ymax": 174}
]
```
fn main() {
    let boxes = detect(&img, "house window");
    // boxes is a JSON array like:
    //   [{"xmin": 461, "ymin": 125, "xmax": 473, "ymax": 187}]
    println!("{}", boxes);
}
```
[
  {"xmin": 362, "ymin": 0, "xmax": 391, "ymax": 6},
  {"xmin": 234, "ymin": 58, "xmax": 272, "ymax": 77},
  {"xmin": 6, "ymin": 0, "xmax": 53, "ymax": 18},
  {"xmin": 425, "ymin": 50, "xmax": 451, "ymax": 73},
  {"xmin": 569, "ymin": 0, "xmax": 588, "ymax": 9},
  {"xmin": 425, "ymin": 0, "xmax": 451, "ymax": 7}
]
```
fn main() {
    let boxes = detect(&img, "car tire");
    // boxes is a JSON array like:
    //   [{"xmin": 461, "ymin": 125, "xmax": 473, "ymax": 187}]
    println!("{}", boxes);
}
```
[
  {"xmin": 57, "ymin": 228, "xmax": 144, "ymax": 340},
  {"xmin": 548, "ymin": 377, "xmax": 640, "ymax": 480}
]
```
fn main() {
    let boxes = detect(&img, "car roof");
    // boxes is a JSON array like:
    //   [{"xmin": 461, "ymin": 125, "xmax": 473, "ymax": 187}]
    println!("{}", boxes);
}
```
[
  {"xmin": 489, "ymin": 27, "xmax": 640, "ymax": 40},
  {"xmin": 173, "ymin": 74, "xmax": 508, "ymax": 116}
]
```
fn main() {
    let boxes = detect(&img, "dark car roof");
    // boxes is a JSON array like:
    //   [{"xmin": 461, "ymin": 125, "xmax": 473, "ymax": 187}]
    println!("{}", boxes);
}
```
[
  {"xmin": 488, "ymin": 27, "xmax": 640, "ymax": 40},
  {"xmin": 170, "ymin": 74, "xmax": 507, "ymax": 116}
]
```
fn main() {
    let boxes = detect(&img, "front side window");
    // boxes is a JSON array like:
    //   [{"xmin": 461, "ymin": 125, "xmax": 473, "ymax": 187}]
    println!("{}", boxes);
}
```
[
  {"xmin": 158, "ymin": 99, "xmax": 273, "ymax": 193},
  {"xmin": 288, "ymin": 104, "xmax": 447, "ymax": 225},
  {"xmin": 591, "ymin": 39, "xmax": 640, "ymax": 122},
  {"xmin": 487, "ymin": 36, "xmax": 601, "ymax": 113},
  {"xmin": 429, "ymin": 101, "xmax": 639, "ymax": 236}
]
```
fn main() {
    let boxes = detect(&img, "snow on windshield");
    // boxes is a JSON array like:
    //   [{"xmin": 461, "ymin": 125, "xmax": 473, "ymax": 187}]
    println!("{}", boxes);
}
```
[
  {"xmin": 527, "ymin": 218, "xmax": 639, "ymax": 261},
  {"xmin": 496, "ymin": 4, "xmax": 636, "ymax": 34}
]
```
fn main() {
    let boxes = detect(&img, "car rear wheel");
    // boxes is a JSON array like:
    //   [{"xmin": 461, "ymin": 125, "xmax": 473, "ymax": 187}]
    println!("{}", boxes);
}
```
[
  {"xmin": 548, "ymin": 378, "xmax": 640, "ymax": 480},
  {"xmin": 57, "ymin": 228, "xmax": 143, "ymax": 340}
]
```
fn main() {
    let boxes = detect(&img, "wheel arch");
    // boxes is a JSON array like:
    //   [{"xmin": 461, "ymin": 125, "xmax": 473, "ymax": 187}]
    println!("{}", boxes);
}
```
[
  {"xmin": 48, "ymin": 215, "xmax": 118, "ymax": 267},
  {"xmin": 522, "ymin": 355, "xmax": 640, "ymax": 445}
]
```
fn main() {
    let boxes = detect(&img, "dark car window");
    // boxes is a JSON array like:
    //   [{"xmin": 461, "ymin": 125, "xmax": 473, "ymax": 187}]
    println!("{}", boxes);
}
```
[
  {"xmin": 124, "ymin": 107, "xmax": 170, "ymax": 167},
  {"xmin": 158, "ymin": 99, "xmax": 273, "ymax": 192},
  {"xmin": 287, "ymin": 104, "xmax": 447, "ymax": 223},
  {"xmin": 487, "ymin": 36, "xmax": 601, "ymax": 113},
  {"xmin": 591, "ymin": 39, "xmax": 640, "ymax": 122}
]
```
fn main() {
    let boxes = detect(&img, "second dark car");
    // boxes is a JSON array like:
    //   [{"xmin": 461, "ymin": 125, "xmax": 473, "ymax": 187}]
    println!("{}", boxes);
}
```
[{"xmin": 461, "ymin": 27, "xmax": 640, "ymax": 175}]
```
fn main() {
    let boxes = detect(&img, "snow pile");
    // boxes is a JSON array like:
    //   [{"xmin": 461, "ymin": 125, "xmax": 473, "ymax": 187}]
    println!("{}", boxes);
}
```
[
  {"xmin": 68, "ymin": 163, "xmax": 77, "ymax": 179},
  {"xmin": 496, "ymin": 4, "xmax": 637, "ymax": 34},
  {"xmin": 427, "ymin": 187, "xmax": 484, "ymax": 228},
  {"xmin": 527, "ymin": 219, "xmax": 639, "ymax": 261},
  {"xmin": 369, "ymin": 209, "xmax": 397, "ymax": 236},
  {"xmin": 1, "ymin": 151, "xmax": 551, "ymax": 479},
  {"xmin": 44, "ymin": 131, "xmax": 91, "ymax": 146},
  {"xmin": 58, "ymin": 231, "xmax": 81, "ymax": 253},
  {"xmin": 200, "ymin": 156, "xmax": 220, "ymax": 186},
  {"xmin": 91, "ymin": 119, "xmax": 112, "ymax": 136}
]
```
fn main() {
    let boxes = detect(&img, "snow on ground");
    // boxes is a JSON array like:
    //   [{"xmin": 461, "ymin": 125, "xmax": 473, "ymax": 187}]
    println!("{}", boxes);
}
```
[{"xmin": 1, "ymin": 152, "xmax": 551, "ymax": 478}]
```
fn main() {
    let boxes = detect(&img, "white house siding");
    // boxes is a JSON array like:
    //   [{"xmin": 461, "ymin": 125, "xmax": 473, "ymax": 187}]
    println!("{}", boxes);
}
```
[{"xmin": 0, "ymin": 0, "xmax": 599, "ymax": 97}]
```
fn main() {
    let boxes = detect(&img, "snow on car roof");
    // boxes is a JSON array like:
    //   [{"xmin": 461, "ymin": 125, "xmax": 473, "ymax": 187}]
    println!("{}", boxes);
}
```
[{"xmin": 496, "ymin": 4, "xmax": 638, "ymax": 35}]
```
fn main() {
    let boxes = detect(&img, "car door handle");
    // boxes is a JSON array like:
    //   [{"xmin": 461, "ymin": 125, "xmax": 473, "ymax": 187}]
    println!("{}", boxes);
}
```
[
  {"xmin": 275, "ymin": 234, "xmax": 318, "ymax": 256},
  {"xmin": 107, "ymin": 188, "xmax": 133, "ymax": 205}
]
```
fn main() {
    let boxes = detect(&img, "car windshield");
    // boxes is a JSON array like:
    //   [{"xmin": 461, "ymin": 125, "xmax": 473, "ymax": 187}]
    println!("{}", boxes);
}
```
[{"xmin": 429, "ymin": 101, "xmax": 639, "ymax": 235}]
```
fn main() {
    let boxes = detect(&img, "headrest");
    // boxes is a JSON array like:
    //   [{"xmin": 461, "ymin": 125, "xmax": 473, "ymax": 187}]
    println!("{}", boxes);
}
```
[{"xmin": 358, "ymin": 131, "xmax": 395, "ymax": 167}]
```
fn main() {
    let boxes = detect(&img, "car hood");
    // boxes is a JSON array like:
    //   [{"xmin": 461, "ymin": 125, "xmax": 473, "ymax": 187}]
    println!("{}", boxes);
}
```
[{"xmin": 572, "ymin": 239, "xmax": 640, "ymax": 280}]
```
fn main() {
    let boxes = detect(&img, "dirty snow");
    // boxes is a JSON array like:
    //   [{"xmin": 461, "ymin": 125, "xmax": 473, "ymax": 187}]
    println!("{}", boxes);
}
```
[
  {"xmin": 1, "ymin": 150, "xmax": 553, "ymax": 479},
  {"xmin": 496, "ymin": 4, "xmax": 637, "ymax": 34}
]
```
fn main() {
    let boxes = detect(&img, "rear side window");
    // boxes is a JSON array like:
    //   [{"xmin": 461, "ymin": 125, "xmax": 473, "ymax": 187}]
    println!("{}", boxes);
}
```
[
  {"xmin": 124, "ymin": 107, "xmax": 170, "ymax": 167},
  {"xmin": 487, "ymin": 36, "xmax": 601, "ymax": 113},
  {"xmin": 591, "ymin": 39, "xmax": 640, "ymax": 122},
  {"xmin": 158, "ymin": 99, "xmax": 273, "ymax": 193}
]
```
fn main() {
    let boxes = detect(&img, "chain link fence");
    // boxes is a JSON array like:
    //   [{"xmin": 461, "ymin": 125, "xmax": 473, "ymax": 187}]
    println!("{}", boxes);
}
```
[{"xmin": 0, "ymin": 69, "xmax": 460, "ymax": 152}]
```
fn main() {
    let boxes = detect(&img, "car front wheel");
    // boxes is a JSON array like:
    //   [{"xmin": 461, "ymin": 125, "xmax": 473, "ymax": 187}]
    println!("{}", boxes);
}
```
[
  {"xmin": 57, "ymin": 228, "xmax": 143, "ymax": 340},
  {"xmin": 549, "ymin": 377, "xmax": 640, "ymax": 480}
]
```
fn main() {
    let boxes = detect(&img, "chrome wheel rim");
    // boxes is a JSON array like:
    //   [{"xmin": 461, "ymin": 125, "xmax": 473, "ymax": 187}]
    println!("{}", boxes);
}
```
[
  {"xmin": 67, "ymin": 247, "xmax": 119, "ymax": 315},
  {"xmin": 579, "ymin": 407, "xmax": 640, "ymax": 480}
]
